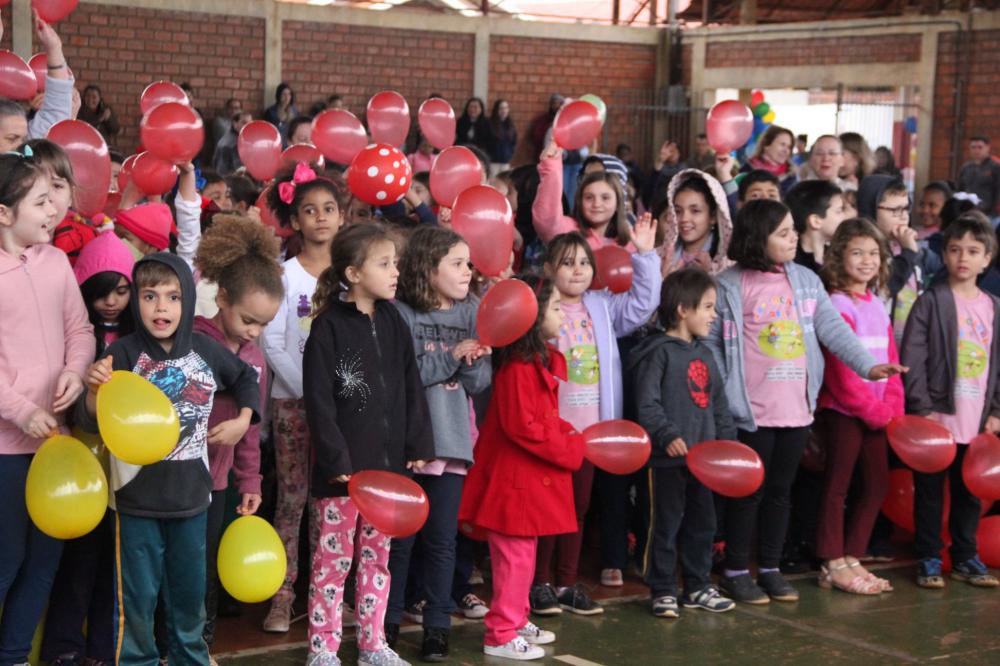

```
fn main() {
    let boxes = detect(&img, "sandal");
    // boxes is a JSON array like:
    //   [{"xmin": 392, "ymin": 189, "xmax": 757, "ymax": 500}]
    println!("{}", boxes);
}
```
[
  {"xmin": 818, "ymin": 563, "xmax": 882, "ymax": 595},
  {"xmin": 847, "ymin": 559, "xmax": 894, "ymax": 592}
]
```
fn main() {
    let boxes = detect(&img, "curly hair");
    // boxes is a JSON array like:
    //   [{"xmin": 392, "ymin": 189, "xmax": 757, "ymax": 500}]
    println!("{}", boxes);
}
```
[
  {"xmin": 397, "ymin": 226, "xmax": 467, "ymax": 312},
  {"xmin": 266, "ymin": 161, "xmax": 345, "ymax": 229},
  {"xmin": 194, "ymin": 214, "xmax": 284, "ymax": 302},
  {"xmin": 821, "ymin": 218, "xmax": 891, "ymax": 297},
  {"xmin": 492, "ymin": 275, "xmax": 555, "ymax": 368}
]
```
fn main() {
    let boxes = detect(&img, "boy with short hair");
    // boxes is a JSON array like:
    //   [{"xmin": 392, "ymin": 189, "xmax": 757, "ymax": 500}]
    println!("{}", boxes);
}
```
[
  {"xmin": 785, "ymin": 179, "xmax": 848, "ymax": 272},
  {"xmin": 902, "ymin": 215, "xmax": 1000, "ymax": 590},
  {"xmin": 626, "ymin": 268, "xmax": 737, "ymax": 619},
  {"xmin": 738, "ymin": 170, "xmax": 781, "ymax": 205},
  {"xmin": 78, "ymin": 253, "xmax": 261, "ymax": 665}
]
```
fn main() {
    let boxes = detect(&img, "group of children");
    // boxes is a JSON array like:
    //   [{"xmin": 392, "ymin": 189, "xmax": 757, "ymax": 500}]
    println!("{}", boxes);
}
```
[{"xmin": 0, "ymin": 122, "xmax": 998, "ymax": 666}]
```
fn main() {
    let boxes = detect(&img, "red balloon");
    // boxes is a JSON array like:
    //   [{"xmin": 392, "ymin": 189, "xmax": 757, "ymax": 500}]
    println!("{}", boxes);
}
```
[
  {"xmin": 46, "ymin": 120, "xmax": 110, "ymax": 217},
  {"xmin": 881, "ymin": 468, "xmax": 917, "ymax": 533},
  {"xmin": 281, "ymin": 143, "xmax": 325, "ymax": 170},
  {"xmin": 963, "ymin": 432, "xmax": 1000, "ymax": 501},
  {"xmin": 32, "ymin": 0, "xmax": 78, "ymax": 23},
  {"xmin": 347, "ymin": 144, "xmax": 412, "ymax": 206},
  {"xmin": 887, "ymin": 415, "xmax": 957, "ymax": 474},
  {"xmin": 452, "ymin": 185, "xmax": 513, "ymax": 277},
  {"xmin": 237, "ymin": 121, "xmax": 282, "ymax": 182},
  {"xmin": 140, "ymin": 102, "xmax": 204, "ymax": 165},
  {"xmin": 139, "ymin": 81, "xmax": 189, "ymax": 116},
  {"xmin": 117, "ymin": 154, "xmax": 136, "ymax": 193},
  {"xmin": 977, "ymin": 515, "xmax": 1000, "ymax": 567},
  {"xmin": 686, "ymin": 439, "xmax": 764, "ymax": 498},
  {"xmin": 705, "ymin": 100, "xmax": 753, "ymax": 154},
  {"xmin": 430, "ymin": 146, "xmax": 483, "ymax": 209},
  {"xmin": 348, "ymin": 470, "xmax": 429, "ymax": 538},
  {"xmin": 130, "ymin": 151, "xmax": 178, "ymax": 196},
  {"xmin": 591, "ymin": 245, "xmax": 632, "ymax": 293},
  {"xmin": 418, "ymin": 98, "xmax": 456, "ymax": 150},
  {"xmin": 799, "ymin": 431, "xmax": 827, "ymax": 472},
  {"xmin": 367, "ymin": 91, "xmax": 410, "ymax": 147},
  {"xmin": 256, "ymin": 187, "xmax": 292, "ymax": 239},
  {"xmin": 103, "ymin": 191, "xmax": 121, "ymax": 218},
  {"xmin": 750, "ymin": 90, "xmax": 765, "ymax": 108},
  {"xmin": 0, "ymin": 50, "xmax": 38, "ymax": 101},
  {"xmin": 312, "ymin": 109, "xmax": 367, "ymax": 165},
  {"xmin": 476, "ymin": 279, "xmax": 538, "ymax": 347},
  {"xmin": 29, "ymin": 54, "xmax": 47, "ymax": 94},
  {"xmin": 582, "ymin": 420, "xmax": 651, "ymax": 475},
  {"xmin": 552, "ymin": 100, "xmax": 602, "ymax": 151}
]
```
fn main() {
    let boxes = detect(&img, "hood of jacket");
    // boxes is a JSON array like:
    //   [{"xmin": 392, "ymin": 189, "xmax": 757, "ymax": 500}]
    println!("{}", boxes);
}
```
[
  {"xmin": 625, "ymin": 332, "xmax": 696, "ymax": 374},
  {"xmin": 129, "ymin": 252, "xmax": 196, "ymax": 362},
  {"xmin": 857, "ymin": 174, "xmax": 899, "ymax": 221},
  {"xmin": 659, "ymin": 168, "xmax": 734, "ymax": 277}
]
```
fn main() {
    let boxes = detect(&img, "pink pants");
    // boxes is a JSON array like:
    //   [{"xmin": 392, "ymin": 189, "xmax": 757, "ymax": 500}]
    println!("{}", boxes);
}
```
[
  {"xmin": 485, "ymin": 531, "xmax": 537, "ymax": 647},
  {"xmin": 308, "ymin": 497, "xmax": 391, "ymax": 655}
]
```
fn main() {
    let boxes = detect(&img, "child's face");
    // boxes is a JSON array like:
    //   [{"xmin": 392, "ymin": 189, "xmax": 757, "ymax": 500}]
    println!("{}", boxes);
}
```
[
  {"xmin": 290, "ymin": 123, "xmax": 312, "ymax": 146},
  {"xmin": 349, "ymin": 239, "xmax": 399, "ymax": 302},
  {"xmin": 0, "ymin": 176, "xmax": 57, "ymax": 249},
  {"xmin": 411, "ymin": 180, "xmax": 432, "ymax": 207},
  {"xmin": 673, "ymin": 189, "xmax": 712, "ymax": 248},
  {"xmin": 944, "ymin": 232, "xmax": 992, "ymax": 283},
  {"xmin": 816, "ymin": 194, "xmax": 848, "ymax": 240},
  {"xmin": 216, "ymin": 288, "xmax": 281, "ymax": 346},
  {"xmin": 580, "ymin": 180, "xmax": 617, "ymax": 228},
  {"xmin": 766, "ymin": 214, "xmax": 799, "ymax": 265},
  {"xmin": 679, "ymin": 287, "xmax": 717, "ymax": 339},
  {"xmin": 875, "ymin": 192, "xmax": 910, "ymax": 237},
  {"xmin": 46, "ymin": 169, "xmax": 72, "ymax": 221},
  {"xmin": 292, "ymin": 188, "xmax": 341, "ymax": 243},
  {"xmin": 115, "ymin": 227, "xmax": 156, "ymax": 256},
  {"xmin": 203, "ymin": 181, "xmax": 232, "ymax": 212},
  {"xmin": 919, "ymin": 189, "xmax": 946, "ymax": 229},
  {"xmin": 548, "ymin": 245, "xmax": 594, "ymax": 300},
  {"xmin": 93, "ymin": 275, "xmax": 131, "ymax": 324},
  {"xmin": 842, "ymin": 235, "xmax": 881, "ymax": 290},
  {"xmin": 138, "ymin": 277, "xmax": 183, "ymax": 348},
  {"xmin": 743, "ymin": 181, "xmax": 780, "ymax": 203},
  {"xmin": 540, "ymin": 291, "xmax": 563, "ymax": 340},
  {"xmin": 110, "ymin": 161, "xmax": 123, "ymax": 194},
  {"xmin": 431, "ymin": 242, "xmax": 473, "ymax": 307},
  {"xmin": 345, "ymin": 197, "xmax": 373, "ymax": 226}
]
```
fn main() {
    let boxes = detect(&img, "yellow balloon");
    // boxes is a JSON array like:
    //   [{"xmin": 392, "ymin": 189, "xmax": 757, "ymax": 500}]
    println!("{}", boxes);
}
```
[
  {"xmin": 97, "ymin": 371, "xmax": 179, "ymax": 465},
  {"xmin": 217, "ymin": 516, "xmax": 287, "ymax": 603},
  {"xmin": 26, "ymin": 435, "xmax": 108, "ymax": 540},
  {"xmin": 72, "ymin": 426, "xmax": 111, "ymax": 480},
  {"xmin": 763, "ymin": 110, "xmax": 776, "ymax": 124}
]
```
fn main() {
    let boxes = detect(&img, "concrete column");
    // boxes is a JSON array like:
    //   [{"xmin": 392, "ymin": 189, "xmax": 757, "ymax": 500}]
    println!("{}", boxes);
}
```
[
  {"xmin": 12, "ymin": 0, "xmax": 33, "ymax": 59},
  {"xmin": 689, "ymin": 36, "xmax": 708, "ymax": 146},
  {"xmin": 474, "ymin": 23, "xmax": 489, "ymax": 102},
  {"xmin": 265, "ymin": 0, "xmax": 282, "ymax": 110},
  {"xmin": 915, "ymin": 29, "xmax": 939, "ymax": 193}
]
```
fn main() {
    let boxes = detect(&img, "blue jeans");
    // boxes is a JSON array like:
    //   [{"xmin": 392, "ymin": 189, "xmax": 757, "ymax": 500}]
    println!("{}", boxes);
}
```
[{"xmin": 0, "ymin": 454, "xmax": 64, "ymax": 666}]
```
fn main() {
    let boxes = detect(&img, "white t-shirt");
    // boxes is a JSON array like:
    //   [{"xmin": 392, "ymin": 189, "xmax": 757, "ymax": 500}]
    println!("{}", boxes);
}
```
[{"xmin": 261, "ymin": 257, "xmax": 317, "ymax": 399}]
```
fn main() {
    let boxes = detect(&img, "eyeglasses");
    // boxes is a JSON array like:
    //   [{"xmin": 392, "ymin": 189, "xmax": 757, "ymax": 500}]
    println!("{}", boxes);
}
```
[
  {"xmin": 812, "ymin": 150, "xmax": 842, "ymax": 158},
  {"xmin": 878, "ymin": 205, "xmax": 910, "ymax": 218}
]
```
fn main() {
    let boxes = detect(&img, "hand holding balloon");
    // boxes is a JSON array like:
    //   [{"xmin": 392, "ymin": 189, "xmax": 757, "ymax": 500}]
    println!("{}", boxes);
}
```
[
  {"xmin": 85, "ymin": 357, "xmax": 114, "ymax": 411},
  {"xmin": 714, "ymin": 154, "xmax": 737, "ymax": 184},
  {"xmin": 627, "ymin": 212, "xmax": 655, "ymax": 253},
  {"xmin": 868, "ymin": 363, "xmax": 907, "ymax": 380},
  {"xmin": 51, "ymin": 370, "xmax": 83, "ymax": 413},
  {"xmin": 237, "ymin": 493, "xmax": 262, "ymax": 516},
  {"xmin": 407, "ymin": 459, "xmax": 427, "ymax": 471},
  {"xmin": 452, "ymin": 339, "xmax": 490, "ymax": 366},
  {"xmin": 666, "ymin": 437, "xmax": 688, "ymax": 458},
  {"xmin": 22, "ymin": 408, "xmax": 58, "ymax": 440},
  {"xmin": 208, "ymin": 408, "xmax": 253, "ymax": 447},
  {"xmin": 540, "ymin": 140, "xmax": 561, "ymax": 162}
]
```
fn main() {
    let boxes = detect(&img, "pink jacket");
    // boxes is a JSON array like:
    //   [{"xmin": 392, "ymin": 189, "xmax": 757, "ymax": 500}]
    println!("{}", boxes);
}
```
[{"xmin": 0, "ymin": 244, "xmax": 94, "ymax": 453}]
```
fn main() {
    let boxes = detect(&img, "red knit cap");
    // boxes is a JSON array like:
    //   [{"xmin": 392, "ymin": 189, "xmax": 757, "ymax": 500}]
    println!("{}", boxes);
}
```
[{"xmin": 114, "ymin": 203, "xmax": 178, "ymax": 251}]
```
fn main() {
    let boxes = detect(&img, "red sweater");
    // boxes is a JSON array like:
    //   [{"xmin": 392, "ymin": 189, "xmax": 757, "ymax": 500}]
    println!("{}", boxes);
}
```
[{"xmin": 459, "ymin": 348, "xmax": 585, "ymax": 537}]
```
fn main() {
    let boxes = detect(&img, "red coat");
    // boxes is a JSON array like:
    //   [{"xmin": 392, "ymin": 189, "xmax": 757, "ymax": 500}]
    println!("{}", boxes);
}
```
[{"xmin": 459, "ymin": 348, "xmax": 585, "ymax": 537}]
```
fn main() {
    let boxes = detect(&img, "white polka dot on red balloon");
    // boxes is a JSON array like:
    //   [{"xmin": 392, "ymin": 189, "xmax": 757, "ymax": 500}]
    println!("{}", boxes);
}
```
[
  {"xmin": 393, "ymin": 161, "xmax": 400, "ymax": 168},
  {"xmin": 385, "ymin": 174, "xmax": 394, "ymax": 184},
  {"xmin": 367, "ymin": 166, "xmax": 379, "ymax": 177},
  {"xmin": 376, "ymin": 191, "xmax": 387, "ymax": 200},
  {"xmin": 400, "ymin": 177, "xmax": 407, "ymax": 186},
  {"xmin": 379, "ymin": 149, "xmax": 390, "ymax": 156}
]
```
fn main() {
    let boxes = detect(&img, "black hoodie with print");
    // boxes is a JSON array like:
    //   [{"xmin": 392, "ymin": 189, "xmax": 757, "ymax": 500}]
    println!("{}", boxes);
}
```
[{"xmin": 76, "ymin": 253, "xmax": 260, "ymax": 518}]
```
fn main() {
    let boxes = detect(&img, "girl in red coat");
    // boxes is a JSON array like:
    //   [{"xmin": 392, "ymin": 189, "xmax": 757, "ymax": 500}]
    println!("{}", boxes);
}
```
[{"xmin": 458, "ymin": 275, "xmax": 585, "ymax": 661}]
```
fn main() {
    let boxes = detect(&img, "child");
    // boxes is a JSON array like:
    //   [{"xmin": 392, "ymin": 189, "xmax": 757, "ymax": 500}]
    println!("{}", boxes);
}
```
[
  {"xmin": 201, "ymin": 169, "xmax": 233, "ymax": 212},
  {"xmin": 657, "ymin": 169, "xmax": 734, "ymax": 277},
  {"xmin": 41, "ymin": 231, "xmax": 134, "ymax": 666},
  {"xmin": 302, "ymin": 223, "xmax": 434, "ymax": 666},
  {"xmin": 79, "ymin": 250, "xmax": 260, "ymax": 665},
  {"xmin": 0, "ymin": 151, "xmax": 94, "ymax": 666},
  {"xmin": 706, "ymin": 199, "xmax": 903, "ymax": 604},
  {"xmin": 917, "ymin": 181, "xmax": 953, "ymax": 239},
  {"xmin": 815, "ymin": 219, "xmax": 903, "ymax": 595},
  {"xmin": 785, "ymin": 180, "xmax": 848, "ymax": 272},
  {"xmin": 261, "ymin": 162, "xmax": 343, "ymax": 632},
  {"xmin": 532, "ymin": 220, "xmax": 659, "ymax": 615},
  {"xmin": 193, "ymin": 216, "xmax": 284, "ymax": 655},
  {"xmin": 902, "ymin": 215, "xmax": 1000, "ymax": 590},
  {"xmin": 114, "ymin": 202, "xmax": 178, "ymax": 259},
  {"xmin": 627, "ymin": 268, "xmax": 737, "ymax": 618},
  {"xmin": 458, "ymin": 275, "xmax": 585, "ymax": 661},
  {"xmin": 386, "ymin": 226, "xmax": 492, "ymax": 661},
  {"xmin": 737, "ymin": 170, "xmax": 781, "ymax": 206}
]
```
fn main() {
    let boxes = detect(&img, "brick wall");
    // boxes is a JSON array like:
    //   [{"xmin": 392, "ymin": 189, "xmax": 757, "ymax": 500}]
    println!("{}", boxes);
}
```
[
  {"xmin": 39, "ymin": 2, "xmax": 265, "ymax": 153},
  {"xmin": 1, "ymin": 3, "xmax": 11, "ymax": 52},
  {"xmin": 704, "ymin": 34, "xmax": 921, "ymax": 68}
]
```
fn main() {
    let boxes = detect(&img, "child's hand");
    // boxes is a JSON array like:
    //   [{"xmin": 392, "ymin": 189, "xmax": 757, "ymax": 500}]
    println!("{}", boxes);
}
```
[
  {"xmin": 237, "ymin": 493, "xmax": 262, "ymax": 515},
  {"xmin": 334, "ymin": 474, "xmax": 351, "ymax": 483},
  {"xmin": 892, "ymin": 225, "xmax": 919, "ymax": 253},
  {"xmin": 246, "ymin": 206, "xmax": 262, "ymax": 224},
  {"xmin": 438, "ymin": 207, "xmax": 452, "ymax": 228},
  {"xmin": 23, "ymin": 408, "xmax": 58, "ymax": 439},
  {"xmin": 540, "ymin": 140, "xmax": 561, "ymax": 162},
  {"xmin": 714, "ymin": 154, "xmax": 736, "ymax": 184},
  {"xmin": 52, "ymin": 370, "xmax": 84, "ymax": 413},
  {"xmin": 407, "ymin": 459, "xmax": 427, "ymax": 471},
  {"xmin": 985, "ymin": 416, "xmax": 1000, "ymax": 435},
  {"xmin": 207, "ymin": 416, "xmax": 251, "ymax": 447},
  {"xmin": 86, "ymin": 358, "xmax": 114, "ymax": 395},
  {"xmin": 453, "ymin": 339, "xmax": 489, "ymax": 365},
  {"xmin": 666, "ymin": 437, "xmax": 688, "ymax": 457},
  {"xmin": 868, "ymin": 363, "xmax": 908, "ymax": 380},
  {"xmin": 628, "ymin": 212, "xmax": 656, "ymax": 253}
]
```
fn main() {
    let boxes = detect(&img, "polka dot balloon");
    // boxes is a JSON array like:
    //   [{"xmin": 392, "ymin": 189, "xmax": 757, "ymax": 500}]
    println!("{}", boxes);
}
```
[{"xmin": 347, "ymin": 143, "xmax": 412, "ymax": 206}]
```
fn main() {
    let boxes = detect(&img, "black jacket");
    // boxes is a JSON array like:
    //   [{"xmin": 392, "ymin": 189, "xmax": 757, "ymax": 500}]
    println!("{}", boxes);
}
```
[
  {"xmin": 303, "ymin": 295, "xmax": 435, "ymax": 497},
  {"xmin": 901, "ymin": 281, "xmax": 1000, "ymax": 430}
]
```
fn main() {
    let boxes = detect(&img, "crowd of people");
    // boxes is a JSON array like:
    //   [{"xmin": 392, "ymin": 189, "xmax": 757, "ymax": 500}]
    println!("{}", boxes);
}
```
[{"xmin": 4, "ymin": 9, "xmax": 1000, "ymax": 666}]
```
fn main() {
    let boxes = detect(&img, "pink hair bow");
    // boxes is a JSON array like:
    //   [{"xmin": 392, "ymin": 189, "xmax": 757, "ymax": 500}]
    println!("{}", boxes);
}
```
[{"xmin": 278, "ymin": 162, "xmax": 318, "ymax": 204}]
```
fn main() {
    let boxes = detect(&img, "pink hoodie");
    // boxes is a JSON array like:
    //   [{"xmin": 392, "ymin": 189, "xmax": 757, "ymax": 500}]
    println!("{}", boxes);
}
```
[{"xmin": 0, "ymin": 244, "xmax": 95, "ymax": 453}]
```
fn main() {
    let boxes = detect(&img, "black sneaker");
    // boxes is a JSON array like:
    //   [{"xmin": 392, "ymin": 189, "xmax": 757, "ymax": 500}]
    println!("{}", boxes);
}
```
[
  {"xmin": 421, "ymin": 627, "xmax": 449, "ymax": 663},
  {"xmin": 719, "ymin": 573, "xmax": 769, "ymax": 605},
  {"xmin": 557, "ymin": 583, "xmax": 604, "ymax": 615},
  {"xmin": 385, "ymin": 622, "xmax": 400, "ymax": 650},
  {"xmin": 529, "ymin": 583, "xmax": 562, "ymax": 616},
  {"xmin": 757, "ymin": 571, "xmax": 799, "ymax": 601}
]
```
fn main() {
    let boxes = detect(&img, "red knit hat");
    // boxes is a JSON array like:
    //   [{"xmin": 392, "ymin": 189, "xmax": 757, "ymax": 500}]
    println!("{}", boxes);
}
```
[{"xmin": 114, "ymin": 203, "xmax": 178, "ymax": 251}]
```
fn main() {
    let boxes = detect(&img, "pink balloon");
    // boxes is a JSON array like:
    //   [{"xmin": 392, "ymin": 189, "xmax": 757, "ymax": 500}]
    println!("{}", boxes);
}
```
[
  {"xmin": 977, "ymin": 515, "xmax": 1000, "ymax": 567},
  {"xmin": 583, "ymin": 420, "xmax": 651, "ymax": 475},
  {"xmin": 430, "ymin": 146, "xmax": 482, "ymax": 209},
  {"xmin": 139, "ymin": 81, "xmax": 189, "ymax": 116},
  {"xmin": 280, "ymin": 143, "xmax": 325, "ymax": 170},
  {"xmin": 590, "ymin": 245, "xmax": 632, "ymax": 293},
  {"xmin": 887, "ymin": 415, "xmax": 957, "ymax": 474},
  {"xmin": 686, "ymin": 439, "xmax": 764, "ymax": 498},
  {"xmin": 705, "ymin": 100, "xmax": 753, "ymax": 154},
  {"xmin": 312, "ymin": 109, "xmax": 367, "ymax": 165},
  {"xmin": 476, "ymin": 279, "xmax": 538, "ymax": 347},
  {"xmin": 552, "ymin": 100, "xmax": 602, "ymax": 151},
  {"xmin": 32, "ymin": 0, "xmax": 78, "ymax": 23},
  {"xmin": 131, "ymin": 151, "xmax": 178, "ymax": 196},
  {"xmin": 418, "ymin": 98, "xmax": 456, "ymax": 150},
  {"xmin": 347, "ymin": 144, "xmax": 412, "ymax": 206},
  {"xmin": 46, "ymin": 120, "xmax": 110, "ymax": 217},
  {"xmin": 140, "ymin": 102, "xmax": 204, "ymax": 164},
  {"xmin": 367, "ymin": 91, "xmax": 410, "ymax": 147},
  {"xmin": 117, "ymin": 154, "xmax": 136, "ymax": 193},
  {"xmin": 237, "ymin": 121, "xmax": 282, "ymax": 182},
  {"xmin": 451, "ymin": 185, "xmax": 513, "ymax": 277},
  {"xmin": 256, "ymin": 187, "xmax": 293, "ymax": 239},
  {"xmin": 348, "ymin": 470, "xmax": 429, "ymax": 538},
  {"xmin": 963, "ymin": 432, "xmax": 1000, "ymax": 501},
  {"xmin": 0, "ymin": 51, "xmax": 38, "ymax": 101}
]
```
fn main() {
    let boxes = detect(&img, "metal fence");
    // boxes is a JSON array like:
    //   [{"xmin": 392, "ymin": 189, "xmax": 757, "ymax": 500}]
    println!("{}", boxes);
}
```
[{"xmin": 603, "ymin": 87, "xmax": 707, "ymax": 169}]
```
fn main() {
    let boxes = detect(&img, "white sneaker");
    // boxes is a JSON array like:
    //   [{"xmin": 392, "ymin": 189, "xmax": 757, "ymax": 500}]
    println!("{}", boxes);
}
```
[
  {"xmin": 305, "ymin": 650, "xmax": 342, "ymax": 666},
  {"xmin": 600, "ymin": 568, "xmax": 624, "ymax": 587},
  {"xmin": 458, "ymin": 593, "xmax": 489, "ymax": 619},
  {"xmin": 517, "ymin": 621, "xmax": 555, "ymax": 645},
  {"xmin": 483, "ymin": 636, "xmax": 545, "ymax": 660},
  {"xmin": 358, "ymin": 646, "xmax": 410, "ymax": 666}
]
